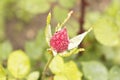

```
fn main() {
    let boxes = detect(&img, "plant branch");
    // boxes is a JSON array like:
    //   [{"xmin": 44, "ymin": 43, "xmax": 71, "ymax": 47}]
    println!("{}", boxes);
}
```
[
  {"xmin": 76, "ymin": 0, "xmax": 88, "ymax": 58},
  {"xmin": 41, "ymin": 55, "xmax": 54, "ymax": 80},
  {"xmin": 78, "ymin": 0, "xmax": 87, "ymax": 34}
]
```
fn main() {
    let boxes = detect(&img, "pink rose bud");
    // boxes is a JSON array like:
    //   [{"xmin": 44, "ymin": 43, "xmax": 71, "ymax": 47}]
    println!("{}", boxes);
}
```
[{"xmin": 50, "ymin": 28, "xmax": 69, "ymax": 53}]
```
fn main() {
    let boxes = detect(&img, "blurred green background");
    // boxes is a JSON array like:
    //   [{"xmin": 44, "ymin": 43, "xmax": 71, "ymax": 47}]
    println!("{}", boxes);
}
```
[{"xmin": 0, "ymin": 0, "xmax": 120, "ymax": 80}]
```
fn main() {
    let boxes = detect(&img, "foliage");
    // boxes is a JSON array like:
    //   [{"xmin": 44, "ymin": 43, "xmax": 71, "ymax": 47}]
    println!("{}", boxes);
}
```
[
  {"xmin": 27, "ymin": 71, "xmax": 40, "ymax": 80},
  {"xmin": 82, "ymin": 61, "xmax": 108, "ymax": 80},
  {"xmin": 84, "ymin": 0, "xmax": 120, "ymax": 47},
  {"xmin": 0, "ymin": 65, "xmax": 6, "ymax": 80},
  {"xmin": 49, "ymin": 55, "xmax": 82, "ymax": 80},
  {"xmin": 0, "ymin": 0, "xmax": 120, "ymax": 80},
  {"xmin": 109, "ymin": 66, "xmax": 120, "ymax": 80},
  {"xmin": 0, "ymin": 41, "xmax": 12, "ymax": 61},
  {"xmin": 8, "ymin": 50, "xmax": 31, "ymax": 79}
]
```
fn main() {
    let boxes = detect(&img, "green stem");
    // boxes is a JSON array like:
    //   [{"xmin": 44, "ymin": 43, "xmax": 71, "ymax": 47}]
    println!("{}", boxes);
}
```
[{"xmin": 41, "ymin": 55, "xmax": 54, "ymax": 80}]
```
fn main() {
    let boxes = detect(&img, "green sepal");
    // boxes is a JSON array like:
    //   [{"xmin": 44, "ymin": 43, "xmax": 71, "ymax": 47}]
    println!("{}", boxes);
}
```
[
  {"xmin": 45, "ymin": 12, "xmax": 52, "ymax": 46},
  {"xmin": 55, "ymin": 11, "xmax": 73, "ymax": 32},
  {"xmin": 47, "ymin": 12, "xmax": 51, "ymax": 25},
  {"xmin": 59, "ymin": 48, "xmax": 85, "ymax": 57},
  {"xmin": 68, "ymin": 28, "xmax": 92, "ymax": 50}
]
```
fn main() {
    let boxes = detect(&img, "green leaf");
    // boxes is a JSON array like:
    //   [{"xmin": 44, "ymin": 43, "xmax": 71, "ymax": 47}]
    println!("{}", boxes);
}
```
[
  {"xmin": 49, "ymin": 55, "xmax": 82, "ymax": 80},
  {"xmin": 116, "ymin": 12, "xmax": 120, "ymax": 27},
  {"xmin": 0, "ymin": 41, "xmax": 12, "ymax": 61},
  {"xmin": 63, "ymin": 61, "xmax": 83, "ymax": 80},
  {"xmin": 68, "ymin": 28, "xmax": 92, "ymax": 50},
  {"xmin": 48, "ymin": 0, "xmax": 56, "ymax": 3},
  {"xmin": 53, "ymin": 6, "xmax": 69, "ymax": 23},
  {"xmin": 54, "ymin": 75, "xmax": 67, "ymax": 80},
  {"xmin": 8, "ymin": 77, "xmax": 16, "ymax": 80},
  {"xmin": 113, "ymin": 49, "xmax": 120, "ymax": 64},
  {"xmin": 27, "ymin": 71, "xmax": 40, "ymax": 80},
  {"xmin": 82, "ymin": 61, "xmax": 108, "ymax": 80},
  {"xmin": 109, "ymin": 66, "xmax": 120, "ymax": 80},
  {"xmin": 93, "ymin": 16, "xmax": 119, "ymax": 46},
  {"xmin": 0, "ymin": 65, "xmax": 6, "ymax": 80},
  {"xmin": 59, "ymin": 0, "xmax": 76, "ymax": 9},
  {"xmin": 49, "ymin": 55, "xmax": 64, "ymax": 74},
  {"xmin": 106, "ymin": 0, "xmax": 120, "ymax": 17},
  {"xmin": 18, "ymin": 0, "xmax": 50, "ymax": 14},
  {"xmin": 8, "ymin": 50, "xmax": 31, "ymax": 79},
  {"xmin": 100, "ymin": 46, "xmax": 115, "ymax": 60}
]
